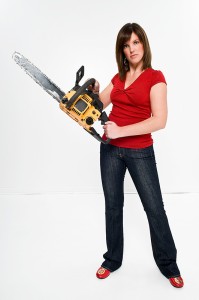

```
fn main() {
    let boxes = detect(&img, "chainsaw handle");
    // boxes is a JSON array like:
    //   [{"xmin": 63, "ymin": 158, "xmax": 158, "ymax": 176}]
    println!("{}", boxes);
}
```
[
  {"xmin": 66, "ymin": 78, "xmax": 96, "ymax": 108},
  {"xmin": 88, "ymin": 127, "xmax": 111, "ymax": 144},
  {"xmin": 102, "ymin": 137, "xmax": 111, "ymax": 144},
  {"xmin": 93, "ymin": 111, "xmax": 111, "ymax": 144}
]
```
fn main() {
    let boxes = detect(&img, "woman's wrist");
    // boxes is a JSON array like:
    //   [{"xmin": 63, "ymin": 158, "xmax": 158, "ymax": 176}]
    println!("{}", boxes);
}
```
[
  {"xmin": 93, "ymin": 80, "xmax": 100, "ymax": 94},
  {"xmin": 118, "ymin": 126, "xmax": 125, "ymax": 138}
]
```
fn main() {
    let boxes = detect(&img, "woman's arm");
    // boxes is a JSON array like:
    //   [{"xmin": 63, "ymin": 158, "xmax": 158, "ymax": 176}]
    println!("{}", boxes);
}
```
[
  {"xmin": 87, "ymin": 80, "xmax": 113, "ymax": 109},
  {"xmin": 99, "ymin": 82, "xmax": 113, "ymax": 109},
  {"xmin": 103, "ymin": 82, "xmax": 167, "ymax": 139}
]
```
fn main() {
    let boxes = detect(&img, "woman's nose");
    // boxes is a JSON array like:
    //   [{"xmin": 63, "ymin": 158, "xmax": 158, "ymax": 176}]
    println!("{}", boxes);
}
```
[{"xmin": 129, "ymin": 45, "xmax": 134, "ymax": 52}]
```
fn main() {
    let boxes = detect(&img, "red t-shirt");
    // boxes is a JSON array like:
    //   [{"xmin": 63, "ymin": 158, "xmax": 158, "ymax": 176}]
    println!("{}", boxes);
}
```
[{"xmin": 103, "ymin": 68, "xmax": 167, "ymax": 148}]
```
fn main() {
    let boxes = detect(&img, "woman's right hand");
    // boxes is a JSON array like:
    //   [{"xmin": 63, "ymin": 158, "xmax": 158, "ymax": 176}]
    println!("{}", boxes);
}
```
[{"xmin": 86, "ymin": 79, "xmax": 100, "ymax": 94}]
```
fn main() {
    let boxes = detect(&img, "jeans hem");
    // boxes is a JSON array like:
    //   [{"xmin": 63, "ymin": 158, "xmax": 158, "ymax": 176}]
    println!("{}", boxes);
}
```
[
  {"xmin": 101, "ymin": 262, "xmax": 122, "ymax": 273},
  {"xmin": 101, "ymin": 265, "xmax": 113, "ymax": 272},
  {"xmin": 167, "ymin": 274, "xmax": 181, "ymax": 279}
]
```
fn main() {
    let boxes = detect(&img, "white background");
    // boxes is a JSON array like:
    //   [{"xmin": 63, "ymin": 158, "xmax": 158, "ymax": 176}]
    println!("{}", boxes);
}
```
[
  {"xmin": 1, "ymin": 0, "xmax": 199, "ymax": 194},
  {"xmin": 1, "ymin": 1, "xmax": 199, "ymax": 300}
]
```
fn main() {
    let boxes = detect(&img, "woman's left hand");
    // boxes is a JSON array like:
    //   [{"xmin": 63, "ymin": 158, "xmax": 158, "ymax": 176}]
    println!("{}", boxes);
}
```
[{"xmin": 103, "ymin": 121, "xmax": 122, "ymax": 139}]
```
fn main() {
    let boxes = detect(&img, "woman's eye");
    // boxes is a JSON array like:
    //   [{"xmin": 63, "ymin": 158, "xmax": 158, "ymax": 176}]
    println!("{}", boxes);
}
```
[
  {"xmin": 123, "ymin": 44, "xmax": 128, "ymax": 48},
  {"xmin": 134, "ymin": 40, "xmax": 139, "ymax": 45}
]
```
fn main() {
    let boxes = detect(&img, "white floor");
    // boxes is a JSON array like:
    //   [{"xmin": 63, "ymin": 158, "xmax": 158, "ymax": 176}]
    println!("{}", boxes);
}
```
[{"xmin": 0, "ymin": 192, "xmax": 198, "ymax": 300}]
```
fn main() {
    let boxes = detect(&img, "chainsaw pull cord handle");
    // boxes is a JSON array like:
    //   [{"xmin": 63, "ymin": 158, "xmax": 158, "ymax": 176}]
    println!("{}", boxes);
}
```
[{"xmin": 64, "ymin": 78, "xmax": 111, "ymax": 144}]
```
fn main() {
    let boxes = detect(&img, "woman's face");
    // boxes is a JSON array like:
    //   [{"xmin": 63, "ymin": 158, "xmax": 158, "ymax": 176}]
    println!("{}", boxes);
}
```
[{"xmin": 123, "ymin": 32, "xmax": 144, "ymax": 67}]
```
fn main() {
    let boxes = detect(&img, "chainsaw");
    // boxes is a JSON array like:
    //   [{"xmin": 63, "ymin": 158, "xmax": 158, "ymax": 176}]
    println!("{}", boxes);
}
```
[{"xmin": 12, "ymin": 52, "xmax": 110, "ymax": 144}]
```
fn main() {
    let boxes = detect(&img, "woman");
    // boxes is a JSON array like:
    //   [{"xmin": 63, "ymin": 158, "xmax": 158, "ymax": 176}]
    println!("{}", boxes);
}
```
[{"xmin": 91, "ymin": 23, "xmax": 184, "ymax": 288}]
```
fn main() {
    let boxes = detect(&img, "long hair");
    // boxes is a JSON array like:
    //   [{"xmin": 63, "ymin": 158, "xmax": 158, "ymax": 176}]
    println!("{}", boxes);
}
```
[{"xmin": 116, "ymin": 23, "xmax": 152, "ymax": 80}]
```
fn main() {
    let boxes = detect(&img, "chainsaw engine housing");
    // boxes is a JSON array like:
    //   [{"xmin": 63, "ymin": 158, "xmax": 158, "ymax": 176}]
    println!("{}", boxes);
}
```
[{"xmin": 60, "ymin": 90, "xmax": 102, "ymax": 131}]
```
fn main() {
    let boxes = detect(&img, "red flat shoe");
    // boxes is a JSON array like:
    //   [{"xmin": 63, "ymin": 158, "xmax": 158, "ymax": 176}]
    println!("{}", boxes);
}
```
[
  {"xmin": 96, "ymin": 267, "xmax": 111, "ymax": 279},
  {"xmin": 169, "ymin": 276, "xmax": 184, "ymax": 288}
]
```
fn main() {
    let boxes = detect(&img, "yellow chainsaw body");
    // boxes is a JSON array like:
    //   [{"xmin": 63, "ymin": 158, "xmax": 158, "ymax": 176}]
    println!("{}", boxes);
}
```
[{"xmin": 59, "ymin": 90, "xmax": 101, "ymax": 132}]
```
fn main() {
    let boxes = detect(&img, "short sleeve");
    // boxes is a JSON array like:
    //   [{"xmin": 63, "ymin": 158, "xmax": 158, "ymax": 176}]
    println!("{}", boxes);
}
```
[
  {"xmin": 111, "ymin": 73, "xmax": 119, "ymax": 85},
  {"xmin": 151, "ymin": 70, "xmax": 167, "ymax": 87}
]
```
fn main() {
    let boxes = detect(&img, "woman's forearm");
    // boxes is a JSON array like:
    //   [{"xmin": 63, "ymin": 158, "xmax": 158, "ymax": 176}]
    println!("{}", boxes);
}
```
[
  {"xmin": 118, "ymin": 116, "xmax": 167, "ymax": 138},
  {"xmin": 104, "ymin": 116, "xmax": 167, "ymax": 139}
]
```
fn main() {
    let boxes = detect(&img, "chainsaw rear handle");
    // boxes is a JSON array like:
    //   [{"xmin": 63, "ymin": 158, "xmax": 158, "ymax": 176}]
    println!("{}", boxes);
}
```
[
  {"xmin": 88, "ymin": 104, "xmax": 111, "ymax": 144},
  {"xmin": 66, "ymin": 78, "xmax": 96, "ymax": 108},
  {"xmin": 97, "ymin": 111, "xmax": 111, "ymax": 144},
  {"xmin": 88, "ymin": 127, "xmax": 111, "ymax": 144}
]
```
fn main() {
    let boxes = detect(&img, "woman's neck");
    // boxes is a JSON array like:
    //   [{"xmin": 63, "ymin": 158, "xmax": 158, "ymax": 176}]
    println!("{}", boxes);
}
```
[{"xmin": 129, "ymin": 62, "xmax": 144, "ymax": 75}]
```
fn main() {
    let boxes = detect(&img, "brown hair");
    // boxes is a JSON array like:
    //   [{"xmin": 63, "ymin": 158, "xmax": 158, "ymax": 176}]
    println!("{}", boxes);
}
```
[{"xmin": 115, "ymin": 23, "xmax": 152, "ymax": 80}]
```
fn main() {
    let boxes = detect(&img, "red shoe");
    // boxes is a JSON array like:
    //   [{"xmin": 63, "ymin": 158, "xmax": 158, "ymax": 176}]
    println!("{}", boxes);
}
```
[
  {"xmin": 96, "ymin": 267, "xmax": 111, "ymax": 279},
  {"xmin": 169, "ymin": 276, "xmax": 184, "ymax": 288}
]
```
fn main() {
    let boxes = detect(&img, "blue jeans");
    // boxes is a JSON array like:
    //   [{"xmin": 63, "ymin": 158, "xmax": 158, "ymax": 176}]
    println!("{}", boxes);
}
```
[{"xmin": 100, "ymin": 143, "xmax": 181, "ymax": 278}]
